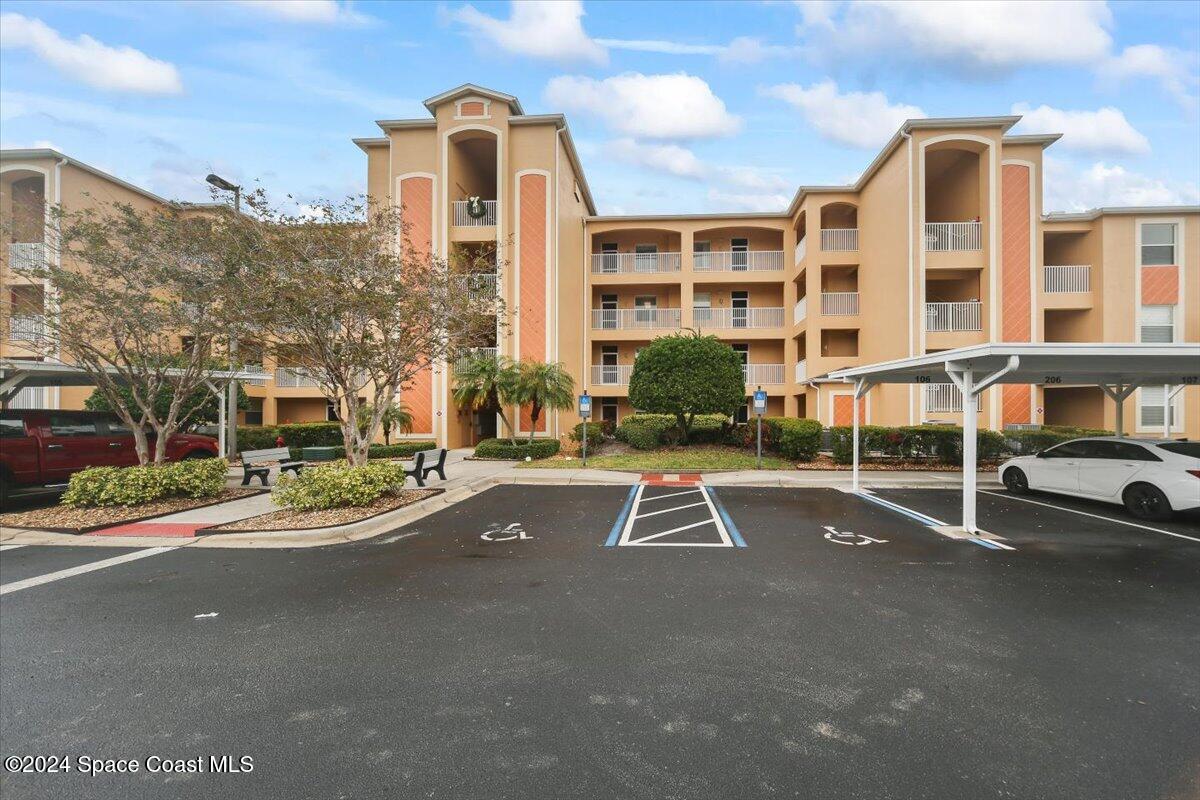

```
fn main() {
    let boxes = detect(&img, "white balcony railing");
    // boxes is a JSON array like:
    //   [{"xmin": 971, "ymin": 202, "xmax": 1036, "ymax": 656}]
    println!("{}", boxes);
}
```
[
  {"xmin": 5, "ymin": 386, "xmax": 45, "ymax": 409},
  {"xmin": 452, "ymin": 200, "xmax": 497, "ymax": 227},
  {"xmin": 925, "ymin": 301, "xmax": 982, "ymax": 332},
  {"xmin": 590, "ymin": 252, "xmax": 681, "ymax": 274},
  {"xmin": 693, "ymin": 306, "xmax": 785, "ymax": 329},
  {"xmin": 794, "ymin": 236, "xmax": 807, "ymax": 264},
  {"xmin": 794, "ymin": 360, "xmax": 808, "ymax": 383},
  {"xmin": 591, "ymin": 308, "xmax": 681, "ymax": 330},
  {"xmin": 924, "ymin": 384, "xmax": 963, "ymax": 413},
  {"xmin": 743, "ymin": 363, "xmax": 785, "ymax": 385},
  {"xmin": 820, "ymin": 292, "xmax": 859, "ymax": 316},
  {"xmin": 8, "ymin": 242, "xmax": 47, "ymax": 271},
  {"xmin": 274, "ymin": 367, "xmax": 321, "ymax": 388},
  {"xmin": 239, "ymin": 364, "xmax": 268, "ymax": 386},
  {"xmin": 693, "ymin": 250, "xmax": 784, "ymax": 272},
  {"xmin": 1043, "ymin": 265, "xmax": 1091, "ymax": 293},
  {"xmin": 590, "ymin": 364, "xmax": 634, "ymax": 385},
  {"xmin": 820, "ymin": 228, "xmax": 858, "ymax": 251},
  {"xmin": 793, "ymin": 297, "xmax": 808, "ymax": 325},
  {"xmin": 471, "ymin": 346, "xmax": 498, "ymax": 360},
  {"xmin": 924, "ymin": 221, "xmax": 982, "ymax": 252},
  {"xmin": 460, "ymin": 272, "xmax": 498, "ymax": 300},
  {"xmin": 7, "ymin": 314, "xmax": 44, "ymax": 341}
]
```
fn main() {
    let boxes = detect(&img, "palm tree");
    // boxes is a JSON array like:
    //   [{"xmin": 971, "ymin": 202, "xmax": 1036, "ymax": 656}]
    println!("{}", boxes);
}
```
[
  {"xmin": 355, "ymin": 401, "xmax": 413, "ymax": 445},
  {"xmin": 452, "ymin": 353, "xmax": 519, "ymax": 443},
  {"xmin": 512, "ymin": 360, "xmax": 575, "ymax": 444}
]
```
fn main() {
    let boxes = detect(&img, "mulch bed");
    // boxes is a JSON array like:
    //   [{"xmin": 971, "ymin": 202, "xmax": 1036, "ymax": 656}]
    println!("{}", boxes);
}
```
[
  {"xmin": 201, "ymin": 489, "xmax": 442, "ymax": 533},
  {"xmin": 0, "ymin": 488, "xmax": 265, "ymax": 534},
  {"xmin": 794, "ymin": 455, "xmax": 1004, "ymax": 471}
]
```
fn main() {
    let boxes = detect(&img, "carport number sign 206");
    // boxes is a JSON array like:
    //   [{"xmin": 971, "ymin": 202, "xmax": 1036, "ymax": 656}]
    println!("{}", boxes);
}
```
[{"xmin": 822, "ymin": 525, "xmax": 888, "ymax": 546}]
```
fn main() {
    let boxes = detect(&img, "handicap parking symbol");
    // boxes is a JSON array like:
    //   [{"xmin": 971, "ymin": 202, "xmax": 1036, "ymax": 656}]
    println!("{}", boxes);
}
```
[
  {"xmin": 480, "ymin": 523, "xmax": 531, "ymax": 543},
  {"xmin": 822, "ymin": 525, "xmax": 887, "ymax": 546}
]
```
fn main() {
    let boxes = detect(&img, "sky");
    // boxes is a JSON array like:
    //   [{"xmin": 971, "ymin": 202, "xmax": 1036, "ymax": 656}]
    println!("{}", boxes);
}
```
[{"xmin": 1, "ymin": 0, "xmax": 1198, "ymax": 216}]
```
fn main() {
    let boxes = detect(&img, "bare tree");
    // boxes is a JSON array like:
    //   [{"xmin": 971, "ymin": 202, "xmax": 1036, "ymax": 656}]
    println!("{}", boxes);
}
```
[
  {"xmin": 6, "ymin": 199, "xmax": 245, "ymax": 464},
  {"xmin": 231, "ymin": 195, "xmax": 500, "ymax": 466}
]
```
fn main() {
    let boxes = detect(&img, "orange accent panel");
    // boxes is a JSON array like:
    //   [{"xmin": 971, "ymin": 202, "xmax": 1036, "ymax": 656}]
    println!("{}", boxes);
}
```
[
  {"xmin": 402, "ymin": 367, "xmax": 434, "ymax": 435},
  {"xmin": 400, "ymin": 176, "xmax": 433, "ymax": 256},
  {"xmin": 459, "ymin": 101, "xmax": 485, "ymax": 116},
  {"xmin": 1001, "ymin": 164, "xmax": 1031, "ymax": 343},
  {"xmin": 833, "ymin": 395, "xmax": 867, "ymax": 427},
  {"xmin": 1002, "ymin": 384, "xmax": 1031, "ymax": 427},
  {"xmin": 1141, "ymin": 266, "xmax": 1178, "ymax": 304},
  {"xmin": 519, "ymin": 173, "xmax": 547, "ymax": 364},
  {"xmin": 519, "ymin": 404, "xmax": 547, "ymax": 432}
]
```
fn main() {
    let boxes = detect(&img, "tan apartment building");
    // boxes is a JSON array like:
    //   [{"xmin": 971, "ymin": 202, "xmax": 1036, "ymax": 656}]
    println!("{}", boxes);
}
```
[{"xmin": 4, "ymin": 83, "xmax": 1198, "ymax": 446}]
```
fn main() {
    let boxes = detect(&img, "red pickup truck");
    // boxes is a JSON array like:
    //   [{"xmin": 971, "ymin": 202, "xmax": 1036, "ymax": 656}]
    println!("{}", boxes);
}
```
[{"xmin": 0, "ymin": 410, "xmax": 219, "ymax": 504}]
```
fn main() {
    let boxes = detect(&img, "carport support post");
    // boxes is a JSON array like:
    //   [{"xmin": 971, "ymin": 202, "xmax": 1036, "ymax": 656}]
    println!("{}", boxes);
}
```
[
  {"xmin": 206, "ymin": 379, "xmax": 226, "ymax": 457},
  {"xmin": 960, "ymin": 370, "xmax": 978, "ymax": 534},
  {"xmin": 1099, "ymin": 383, "xmax": 1138, "ymax": 439},
  {"xmin": 850, "ymin": 378, "xmax": 872, "ymax": 493}
]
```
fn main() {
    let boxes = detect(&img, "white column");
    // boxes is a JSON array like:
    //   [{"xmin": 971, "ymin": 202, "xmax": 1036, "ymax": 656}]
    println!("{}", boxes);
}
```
[
  {"xmin": 217, "ymin": 389, "xmax": 227, "ymax": 457},
  {"xmin": 1162, "ymin": 384, "xmax": 1170, "ymax": 439},
  {"xmin": 852, "ymin": 382, "xmax": 861, "ymax": 493},
  {"xmin": 960, "ymin": 369, "xmax": 978, "ymax": 534},
  {"xmin": 1115, "ymin": 391, "xmax": 1124, "ymax": 439}
]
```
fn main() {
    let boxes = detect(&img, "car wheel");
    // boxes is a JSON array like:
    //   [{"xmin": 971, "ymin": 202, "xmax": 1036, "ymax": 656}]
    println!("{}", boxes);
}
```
[
  {"xmin": 1123, "ymin": 483, "xmax": 1173, "ymax": 521},
  {"xmin": 1003, "ymin": 467, "xmax": 1029, "ymax": 494}
]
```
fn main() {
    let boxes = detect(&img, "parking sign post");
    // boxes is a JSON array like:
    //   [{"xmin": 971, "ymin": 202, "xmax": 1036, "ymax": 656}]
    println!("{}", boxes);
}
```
[
  {"xmin": 578, "ymin": 391, "xmax": 591, "ymax": 467},
  {"xmin": 753, "ymin": 387, "xmax": 767, "ymax": 469}
]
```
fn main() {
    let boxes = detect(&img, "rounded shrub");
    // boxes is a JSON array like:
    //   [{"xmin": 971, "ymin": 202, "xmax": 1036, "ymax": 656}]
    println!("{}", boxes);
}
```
[
  {"xmin": 762, "ymin": 417, "xmax": 822, "ymax": 461},
  {"xmin": 275, "ymin": 461, "xmax": 407, "ymax": 510},
  {"xmin": 570, "ymin": 422, "xmax": 605, "ymax": 449},
  {"xmin": 615, "ymin": 414, "xmax": 677, "ymax": 450},
  {"xmin": 62, "ymin": 458, "xmax": 229, "ymax": 508},
  {"xmin": 474, "ymin": 438, "xmax": 560, "ymax": 460}
]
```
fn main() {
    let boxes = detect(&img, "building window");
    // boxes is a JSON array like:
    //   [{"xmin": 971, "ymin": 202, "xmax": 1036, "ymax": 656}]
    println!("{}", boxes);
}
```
[
  {"xmin": 601, "ymin": 398, "xmax": 618, "ymax": 425},
  {"xmin": 1140, "ymin": 305, "xmax": 1175, "ymax": 343},
  {"xmin": 1140, "ymin": 223, "xmax": 1177, "ymax": 266},
  {"xmin": 600, "ymin": 243, "xmax": 618, "ymax": 273},
  {"xmin": 1138, "ymin": 386, "xmax": 1178, "ymax": 429},
  {"xmin": 326, "ymin": 401, "xmax": 340, "ymax": 422},
  {"xmin": 245, "ymin": 398, "xmax": 264, "ymax": 426},
  {"xmin": 731, "ymin": 237, "xmax": 749, "ymax": 270},
  {"xmin": 734, "ymin": 402, "xmax": 749, "ymax": 424}
]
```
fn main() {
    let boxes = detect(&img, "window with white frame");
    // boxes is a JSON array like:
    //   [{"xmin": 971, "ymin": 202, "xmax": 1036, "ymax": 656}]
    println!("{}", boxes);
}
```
[
  {"xmin": 1138, "ymin": 385, "xmax": 1178, "ymax": 429},
  {"xmin": 1140, "ymin": 305, "xmax": 1175, "ymax": 343},
  {"xmin": 1140, "ymin": 222, "xmax": 1177, "ymax": 266}
]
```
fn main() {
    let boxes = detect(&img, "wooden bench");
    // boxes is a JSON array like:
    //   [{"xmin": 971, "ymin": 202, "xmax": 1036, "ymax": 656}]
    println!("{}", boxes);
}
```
[{"xmin": 240, "ymin": 447, "xmax": 304, "ymax": 487}]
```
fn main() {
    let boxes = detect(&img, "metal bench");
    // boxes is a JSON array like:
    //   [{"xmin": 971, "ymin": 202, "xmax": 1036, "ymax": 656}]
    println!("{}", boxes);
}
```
[
  {"xmin": 240, "ymin": 446, "xmax": 304, "ymax": 487},
  {"xmin": 418, "ymin": 448, "xmax": 448, "ymax": 482}
]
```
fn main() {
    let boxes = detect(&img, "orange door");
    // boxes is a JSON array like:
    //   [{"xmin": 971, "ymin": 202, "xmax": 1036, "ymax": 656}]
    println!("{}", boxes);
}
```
[{"xmin": 832, "ymin": 395, "xmax": 867, "ymax": 426}]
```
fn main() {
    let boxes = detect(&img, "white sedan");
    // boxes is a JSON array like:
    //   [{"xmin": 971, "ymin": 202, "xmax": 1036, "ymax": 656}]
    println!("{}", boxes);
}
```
[{"xmin": 999, "ymin": 437, "xmax": 1200, "ymax": 521}]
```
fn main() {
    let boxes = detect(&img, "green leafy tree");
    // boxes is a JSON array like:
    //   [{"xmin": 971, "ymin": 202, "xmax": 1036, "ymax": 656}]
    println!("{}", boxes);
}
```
[
  {"xmin": 627, "ymin": 333, "xmax": 744, "ymax": 444},
  {"xmin": 511, "ymin": 360, "xmax": 575, "ymax": 444},
  {"xmin": 452, "ymin": 354, "xmax": 519, "ymax": 444},
  {"xmin": 85, "ymin": 383, "xmax": 249, "ymax": 431}
]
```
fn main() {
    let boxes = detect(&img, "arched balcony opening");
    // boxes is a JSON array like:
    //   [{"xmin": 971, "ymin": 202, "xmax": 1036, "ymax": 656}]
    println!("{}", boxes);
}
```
[
  {"xmin": 590, "ymin": 228, "xmax": 682, "ymax": 274},
  {"xmin": 924, "ymin": 142, "xmax": 985, "ymax": 252},
  {"xmin": 447, "ymin": 129, "xmax": 498, "ymax": 227},
  {"xmin": 793, "ymin": 210, "xmax": 808, "ymax": 264},
  {"xmin": 692, "ymin": 225, "xmax": 784, "ymax": 273},
  {"xmin": 818, "ymin": 203, "xmax": 858, "ymax": 252}
]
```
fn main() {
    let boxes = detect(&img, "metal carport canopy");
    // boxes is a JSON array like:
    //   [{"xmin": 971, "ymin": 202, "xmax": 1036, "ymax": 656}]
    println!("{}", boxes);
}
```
[
  {"xmin": 0, "ymin": 359, "xmax": 265, "ymax": 456},
  {"xmin": 826, "ymin": 343, "xmax": 1200, "ymax": 534}
]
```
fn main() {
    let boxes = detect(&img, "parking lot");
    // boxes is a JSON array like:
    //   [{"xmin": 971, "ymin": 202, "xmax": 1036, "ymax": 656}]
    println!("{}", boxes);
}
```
[{"xmin": 2, "ymin": 483, "xmax": 1198, "ymax": 799}]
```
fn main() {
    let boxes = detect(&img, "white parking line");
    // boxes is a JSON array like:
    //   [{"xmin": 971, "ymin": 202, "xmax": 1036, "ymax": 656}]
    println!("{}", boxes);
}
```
[
  {"xmin": 617, "ymin": 485, "xmax": 735, "ymax": 548},
  {"xmin": 0, "ymin": 545, "xmax": 27, "ymax": 552},
  {"xmin": 634, "ymin": 501, "xmax": 709, "ymax": 520},
  {"xmin": 980, "ymin": 491, "xmax": 1200, "ymax": 544},
  {"xmin": 0, "ymin": 547, "xmax": 175, "ymax": 596}
]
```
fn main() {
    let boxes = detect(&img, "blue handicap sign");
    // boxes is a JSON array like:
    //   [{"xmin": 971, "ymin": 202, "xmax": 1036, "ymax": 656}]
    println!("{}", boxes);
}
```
[
  {"xmin": 579, "ymin": 394, "xmax": 592, "ymax": 417},
  {"xmin": 753, "ymin": 390, "xmax": 767, "ymax": 414}
]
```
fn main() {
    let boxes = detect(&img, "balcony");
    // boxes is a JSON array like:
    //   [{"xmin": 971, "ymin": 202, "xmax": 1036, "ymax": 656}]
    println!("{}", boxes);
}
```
[
  {"xmin": 591, "ymin": 308, "xmax": 681, "ymax": 330},
  {"xmin": 794, "ymin": 236, "xmax": 807, "ymax": 265},
  {"xmin": 792, "ymin": 297, "xmax": 808, "ymax": 325},
  {"xmin": 794, "ymin": 359, "xmax": 807, "ymax": 383},
  {"xmin": 275, "ymin": 367, "xmax": 321, "ymax": 388},
  {"xmin": 1043, "ymin": 265, "xmax": 1091, "ymax": 293},
  {"xmin": 820, "ymin": 228, "xmax": 858, "ymax": 252},
  {"xmin": 5, "ymin": 386, "xmax": 44, "ymax": 409},
  {"xmin": 591, "ymin": 252, "xmax": 681, "ymax": 274},
  {"xmin": 591, "ymin": 364, "xmax": 634, "ymax": 386},
  {"xmin": 693, "ymin": 250, "xmax": 784, "ymax": 272},
  {"xmin": 471, "ymin": 346, "xmax": 498, "ymax": 359},
  {"xmin": 460, "ymin": 272, "xmax": 498, "ymax": 300},
  {"xmin": 924, "ymin": 222, "xmax": 981, "ymax": 252},
  {"xmin": 820, "ymin": 292, "xmax": 859, "ymax": 316},
  {"xmin": 693, "ymin": 307, "xmax": 785, "ymax": 329},
  {"xmin": 7, "ymin": 242, "xmax": 46, "ymax": 272},
  {"xmin": 239, "ymin": 364, "xmax": 268, "ymax": 386},
  {"xmin": 452, "ymin": 200, "xmax": 497, "ymax": 227},
  {"xmin": 925, "ymin": 301, "xmax": 981, "ymax": 332},
  {"xmin": 7, "ymin": 314, "xmax": 44, "ymax": 341},
  {"xmin": 924, "ymin": 384, "xmax": 962, "ymax": 413},
  {"xmin": 744, "ymin": 363, "xmax": 785, "ymax": 386}
]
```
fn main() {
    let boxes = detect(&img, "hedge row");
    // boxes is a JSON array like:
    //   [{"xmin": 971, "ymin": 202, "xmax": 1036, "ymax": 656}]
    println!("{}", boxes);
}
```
[
  {"xmin": 826, "ymin": 424, "xmax": 1113, "ymax": 464},
  {"xmin": 63, "ymin": 458, "xmax": 229, "ymax": 508},
  {"xmin": 237, "ymin": 423, "xmax": 344, "ymax": 451},
  {"xmin": 614, "ymin": 413, "xmax": 730, "ymax": 449},
  {"xmin": 296, "ymin": 442, "xmax": 437, "ymax": 461},
  {"xmin": 474, "ymin": 438, "xmax": 561, "ymax": 460}
]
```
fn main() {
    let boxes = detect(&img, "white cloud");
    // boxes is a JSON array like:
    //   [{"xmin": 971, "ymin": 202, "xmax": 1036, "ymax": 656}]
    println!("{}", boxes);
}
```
[
  {"xmin": 1100, "ymin": 44, "xmax": 1199, "ymax": 110},
  {"xmin": 1011, "ymin": 104, "xmax": 1149, "ymax": 155},
  {"xmin": 606, "ymin": 138, "xmax": 706, "ymax": 179},
  {"xmin": 448, "ymin": 0, "xmax": 606, "ymax": 65},
  {"xmin": 793, "ymin": 0, "xmax": 838, "ymax": 29},
  {"xmin": 761, "ymin": 79, "xmax": 923, "ymax": 148},
  {"xmin": 706, "ymin": 188, "xmax": 790, "ymax": 213},
  {"xmin": 544, "ymin": 73, "xmax": 741, "ymax": 139},
  {"xmin": 229, "ymin": 1, "xmax": 371, "ymax": 25},
  {"xmin": 1044, "ymin": 156, "xmax": 1200, "ymax": 212},
  {"xmin": 597, "ymin": 35, "xmax": 800, "ymax": 64},
  {"xmin": 0, "ymin": 13, "xmax": 183, "ymax": 94},
  {"xmin": 802, "ymin": 1, "xmax": 1113, "ymax": 71}
]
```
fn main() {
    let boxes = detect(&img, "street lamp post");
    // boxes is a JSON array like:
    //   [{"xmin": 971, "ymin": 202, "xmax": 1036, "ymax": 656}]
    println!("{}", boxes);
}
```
[{"xmin": 206, "ymin": 173, "xmax": 241, "ymax": 460}]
